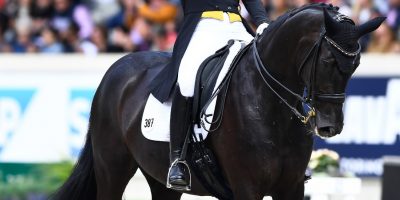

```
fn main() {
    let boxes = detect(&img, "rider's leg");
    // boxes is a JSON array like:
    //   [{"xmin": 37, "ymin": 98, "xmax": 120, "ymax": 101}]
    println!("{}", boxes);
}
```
[{"xmin": 167, "ymin": 85, "xmax": 192, "ymax": 188}]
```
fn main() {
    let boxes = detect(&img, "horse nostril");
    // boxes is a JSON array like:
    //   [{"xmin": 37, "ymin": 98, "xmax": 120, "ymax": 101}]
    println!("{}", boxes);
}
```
[
  {"xmin": 317, "ymin": 126, "xmax": 339, "ymax": 138},
  {"xmin": 319, "ymin": 127, "xmax": 330, "ymax": 133}
]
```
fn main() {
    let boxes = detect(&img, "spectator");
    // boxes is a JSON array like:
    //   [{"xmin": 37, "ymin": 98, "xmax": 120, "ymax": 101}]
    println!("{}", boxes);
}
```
[
  {"xmin": 108, "ymin": 27, "xmax": 132, "ymax": 51},
  {"xmin": 352, "ymin": 0, "xmax": 373, "ymax": 25},
  {"xmin": 0, "ymin": 0, "xmax": 5, "ymax": 9},
  {"xmin": 30, "ymin": 0, "xmax": 53, "ymax": 19},
  {"xmin": 11, "ymin": 26, "xmax": 36, "ymax": 52},
  {"xmin": 290, "ymin": 0, "xmax": 310, "ymax": 8},
  {"xmin": 29, "ymin": 0, "xmax": 54, "ymax": 37},
  {"xmin": 270, "ymin": 0, "xmax": 289, "ymax": 20},
  {"xmin": 0, "ymin": 0, "xmax": 398, "ymax": 53},
  {"xmin": 3, "ymin": 0, "xmax": 19, "ymax": 18},
  {"xmin": 107, "ymin": 0, "xmax": 138, "ymax": 29},
  {"xmin": 164, "ymin": 21, "xmax": 176, "ymax": 49},
  {"xmin": 328, "ymin": 0, "xmax": 352, "ymax": 17},
  {"xmin": 130, "ymin": 17, "xmax": 152, "ymax": 51},
  {"xmin": 7, "ymin": 0, "xmax": 36, "ymax": 53},
  {"xmin": 15, "ymin": 0, "xmax": 33, "ymax": 34},
  {"xmin": 91, "ymin": 24, "xmax": 108, "ymax": 52},
  {"xmin": 36, "ymin": 26, "xmax": 64, "ymax": 53},
  {"xmin": 351, "ymin": 0, "xmax": 376, "ymax": 51},
  {"xmin": 387, "ymin": 0, "xmax": 400, "ymax": 38},
  {"xmin": 375, "ymin": 0, "xmax": 389, "ymax": 16},
  {"xmin": 52, "ymin": 0, "xmax": 94, "ymax": 39},
  {"xmin": 108, "ymin": 0, "xmax": 152, "ymax": 52},
  {"xmin": 0, "ymin": 12, "xmax": 11, "ymax": 52},
  {"xmin": 137, "ymin": 0, "xmax": 177, "ymax": 24},
  {"xmin": 63, "ymin": 22, "xmax": 98, "ymax": 54},
  {"xmin": 152, "ymin": 22, "xmax": 176, "ymax": 51},
  {"xmin": 88, "ymin": 0, "xmax": 120, "ymax": 24},
  {"xmin": 367, "ymin": 21, "xmax": 400, "ymax": 53}
]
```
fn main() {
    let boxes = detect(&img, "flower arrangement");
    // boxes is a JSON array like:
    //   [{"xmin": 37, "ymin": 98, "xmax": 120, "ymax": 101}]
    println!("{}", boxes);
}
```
[{"xmin": 308, "ymin": 149, "xmax": 340, "ymax": 176}]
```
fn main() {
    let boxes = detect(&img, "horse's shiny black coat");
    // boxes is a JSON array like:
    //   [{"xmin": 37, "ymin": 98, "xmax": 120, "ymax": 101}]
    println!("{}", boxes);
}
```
[{"xmin": 53, "ymin": 4, "xmax": 384, "ymax": 200}]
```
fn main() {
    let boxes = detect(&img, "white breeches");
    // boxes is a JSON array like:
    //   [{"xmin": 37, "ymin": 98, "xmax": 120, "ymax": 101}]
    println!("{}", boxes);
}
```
[{"xmin": 177, "ymin": 13, "xmax": 253, "ymax": 97}]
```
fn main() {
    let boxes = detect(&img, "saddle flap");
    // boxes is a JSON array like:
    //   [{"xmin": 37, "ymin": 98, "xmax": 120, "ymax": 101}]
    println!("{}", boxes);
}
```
[
  {"xmin": 192, "ymin": 40, "xmax": 234, "ymax": 125},
  {"xmin": 192, "ymin": 40, "xmax": 250, "ymax": 130}
]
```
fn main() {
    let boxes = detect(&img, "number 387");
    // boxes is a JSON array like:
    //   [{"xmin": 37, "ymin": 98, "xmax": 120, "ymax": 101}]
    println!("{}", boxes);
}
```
[{"xmin": 144, "ymin": 118, "xmax": 154, "ymax": 128}]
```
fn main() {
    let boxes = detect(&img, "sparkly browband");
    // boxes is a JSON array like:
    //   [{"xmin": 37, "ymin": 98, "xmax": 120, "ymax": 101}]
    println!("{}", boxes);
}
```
[{"xmin": 324, "ymin": 35, "xmax": 361, "ymax": 57}]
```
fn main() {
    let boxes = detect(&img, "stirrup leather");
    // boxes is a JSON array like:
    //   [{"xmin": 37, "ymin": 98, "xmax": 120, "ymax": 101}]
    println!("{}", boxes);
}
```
[{"xmin": 166, "ymin": 159, "xmax": 192, "ymax": 191}]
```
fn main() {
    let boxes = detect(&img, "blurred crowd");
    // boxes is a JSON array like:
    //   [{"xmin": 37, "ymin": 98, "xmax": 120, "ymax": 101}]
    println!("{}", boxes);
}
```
[{"xmin": 0, "ymin": 0, "xmax": 399, "ymax": 54}]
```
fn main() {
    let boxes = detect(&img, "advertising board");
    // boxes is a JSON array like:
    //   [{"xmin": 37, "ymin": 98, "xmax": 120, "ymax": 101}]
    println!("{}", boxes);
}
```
[{"xmin": 0, "ymin": 54, "xmax": 399, "ymax": 177}]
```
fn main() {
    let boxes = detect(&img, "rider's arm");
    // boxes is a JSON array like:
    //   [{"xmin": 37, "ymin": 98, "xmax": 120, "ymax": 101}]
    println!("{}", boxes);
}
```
[{"xmin": 242, "ymin": 0, "xmax": 270, "ymax": 26}]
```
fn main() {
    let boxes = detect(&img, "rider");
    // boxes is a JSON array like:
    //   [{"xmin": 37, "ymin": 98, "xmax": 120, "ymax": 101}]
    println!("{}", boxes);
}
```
[{"xmin": 149, "ymin": 0, "xmax": 270, "ymax": 190}]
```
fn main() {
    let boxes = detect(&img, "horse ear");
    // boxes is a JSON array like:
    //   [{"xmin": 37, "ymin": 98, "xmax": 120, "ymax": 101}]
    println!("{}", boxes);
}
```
[
  {"xmin": 357, "ymin": 17, "xmax": 386, "ymax": 37},
  {"xmin": 323, "ymin": 9, "xmax": 339, "ymax": 34}
]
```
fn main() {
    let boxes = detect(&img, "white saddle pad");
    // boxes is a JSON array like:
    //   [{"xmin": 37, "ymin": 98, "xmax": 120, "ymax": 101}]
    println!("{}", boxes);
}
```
[{"xmin": 141, "ymin": 41, "xmax": 245, "ymax": 142}]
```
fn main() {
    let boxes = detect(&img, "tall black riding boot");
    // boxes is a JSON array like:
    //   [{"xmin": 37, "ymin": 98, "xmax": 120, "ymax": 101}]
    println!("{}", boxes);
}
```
[{"xmin": 167, "ymin": 86, "xmax": 192, "ymax": 190}]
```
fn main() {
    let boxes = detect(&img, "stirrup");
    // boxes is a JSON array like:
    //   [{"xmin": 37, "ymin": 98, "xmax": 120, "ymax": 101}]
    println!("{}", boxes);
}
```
[{"xmin": 166, "ymin": 159, "xmax": 192, "ymax": 191}]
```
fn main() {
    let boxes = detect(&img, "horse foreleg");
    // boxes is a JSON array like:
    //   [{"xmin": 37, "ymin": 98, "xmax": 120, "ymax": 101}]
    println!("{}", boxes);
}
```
[{"xmin": 141, "ymin": 169, "xmax": 183, "ymax": 200}]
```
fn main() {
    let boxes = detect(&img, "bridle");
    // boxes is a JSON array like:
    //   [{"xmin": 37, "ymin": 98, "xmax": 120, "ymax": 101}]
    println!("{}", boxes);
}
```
[{"xmin": 252, "ymin": 28, "xmax": 361, "ymax": 124}]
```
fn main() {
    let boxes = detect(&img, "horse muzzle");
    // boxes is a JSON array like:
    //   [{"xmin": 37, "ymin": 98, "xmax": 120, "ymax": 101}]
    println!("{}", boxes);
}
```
[{"xmin": 313, "ymin": 109, "xmax": 344, "ymax": 138}]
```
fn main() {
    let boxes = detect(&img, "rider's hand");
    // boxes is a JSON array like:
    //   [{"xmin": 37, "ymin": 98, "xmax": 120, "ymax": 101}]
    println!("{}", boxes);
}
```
[{"xmin": 256, "ymin": 23, "xmax": 269, "ymax": 35}]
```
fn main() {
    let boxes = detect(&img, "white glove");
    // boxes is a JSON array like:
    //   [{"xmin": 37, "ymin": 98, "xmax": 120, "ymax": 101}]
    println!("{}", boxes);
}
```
[{"xmin": 256, "ymin": 23, "xmax": 269, "ymax": 35}]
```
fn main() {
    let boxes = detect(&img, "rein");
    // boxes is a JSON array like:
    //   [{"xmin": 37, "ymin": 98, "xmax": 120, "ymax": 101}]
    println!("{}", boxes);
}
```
[{"xmin": 252, "ymin": 28, "xmax": 359, "ymax": 124}]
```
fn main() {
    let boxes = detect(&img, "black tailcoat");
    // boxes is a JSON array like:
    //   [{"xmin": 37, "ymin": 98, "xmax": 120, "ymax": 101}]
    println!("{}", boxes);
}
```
[{"xmin": 150, "ymin": 0, "xmax": 268, "ymax": 102}]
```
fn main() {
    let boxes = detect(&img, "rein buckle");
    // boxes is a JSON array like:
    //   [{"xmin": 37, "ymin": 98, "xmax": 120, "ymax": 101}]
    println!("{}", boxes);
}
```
[{"xmin": 301, "ymin": 108, "xmax": 316, "ymax": 124}]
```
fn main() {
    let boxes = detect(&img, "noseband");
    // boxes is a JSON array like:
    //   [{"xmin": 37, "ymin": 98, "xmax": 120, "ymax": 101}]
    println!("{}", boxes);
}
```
[{"xmin": 252, "ymin": 28, "xmax": 360, "ymax": 124}]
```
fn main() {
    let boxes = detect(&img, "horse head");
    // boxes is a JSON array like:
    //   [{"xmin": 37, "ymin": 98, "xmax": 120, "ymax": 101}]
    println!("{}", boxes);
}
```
[
  {"xmin": 298, "ymin": 6, "xmax": 385, "ymax": 138},
  {"xmin": 255, "ymin": 4, "xmax": 385, "ymax": 139}
]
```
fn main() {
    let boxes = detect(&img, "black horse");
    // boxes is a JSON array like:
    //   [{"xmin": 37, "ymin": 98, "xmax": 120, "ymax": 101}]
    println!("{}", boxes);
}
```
[{"xmin": 53, "ymin": 4, "xmax": 384, "ymax": 200}]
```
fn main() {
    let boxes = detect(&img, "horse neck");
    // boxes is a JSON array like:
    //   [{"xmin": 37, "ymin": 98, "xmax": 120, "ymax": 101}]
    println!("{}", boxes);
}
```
[
  {"xmin": 225, "ymin": 42, "xmax": 304, "ymax": 143},
  {"xmin": 226, "ymin": 25, "xmax": 315, "ymax": 141},
  {"xmin": 255, "ymin": 10, "xmax": 323, "ymax": 102},
  {"xmin": 255, "ymin": 32, "xmax": 305, "ymax": 106}
]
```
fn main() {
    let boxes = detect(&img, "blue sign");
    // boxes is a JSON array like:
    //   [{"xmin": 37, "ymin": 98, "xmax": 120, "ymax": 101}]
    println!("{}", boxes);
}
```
[
  {"xmin": 315, "ymin": 77, "xmax": 400, "ymax": 176},
  {"xmin": 0, "ymin": 89, "xmax": 36, "ymax": 154},
  {"xmin": 68, "ymin": 89, "xmax": 95, "ymax": 158}
]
